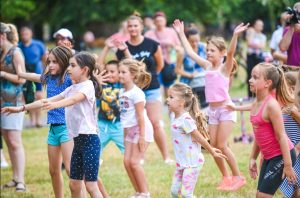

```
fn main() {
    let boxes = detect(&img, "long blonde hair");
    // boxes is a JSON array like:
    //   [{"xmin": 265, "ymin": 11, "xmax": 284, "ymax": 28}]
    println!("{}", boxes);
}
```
[
  {"xmin": 119, "ymin": 58, "xmax": 151, "ymax": 89},
  {"xmin": 171, "ymin": 83, "xmax": 209, "ymax": 140},
  {"xmin": 0, "ymin": 22, "xmax": 19, "ymax": 46}
]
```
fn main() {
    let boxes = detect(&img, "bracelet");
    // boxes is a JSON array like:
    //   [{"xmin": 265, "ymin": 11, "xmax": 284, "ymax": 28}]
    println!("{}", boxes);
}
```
[{"xmin": 21, "ymin": 105, "xmax": 26, "ymax": 112}]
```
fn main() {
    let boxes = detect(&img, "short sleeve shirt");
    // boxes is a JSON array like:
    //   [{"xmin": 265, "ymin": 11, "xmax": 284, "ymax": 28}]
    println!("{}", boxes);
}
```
[
  {"xmin": 171, "ymin": 112, "xmax": 205, "ymax": 169},
  {"xmin": 119, "ymin": 85, "xmax": 146, "ymax": 128},
  {"xmin": 41, "ymin": 74, "xmax": 72, "ymax": 124},
  {"xmin": 116, "ymin": 37, "xmax": 160, "ymax": 90},
  {"xmin": 60, "ymin": 80, "xmax": 98, "ymax": 138}
]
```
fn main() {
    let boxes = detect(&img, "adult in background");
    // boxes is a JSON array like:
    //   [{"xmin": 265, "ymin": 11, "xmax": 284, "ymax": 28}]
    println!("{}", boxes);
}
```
[
  {"xmin": 116, "ymin": 12, "xmax": 175, "ymax": 165},
  {"xmin": 19, "ymin": 26, "xmax": 47, "ymax": 128},
  {"xmin": 0, "ymin": 22, "xmax": 26, "ymax": 192},
  {"xmin": 279, "ymin": 2, "xmax": 300, "ymax": 67},
  {"xmin": 246, "ymin": 19, "xmax": 266, "ymax": 98},
  {"xmin": 144, "ymin": 11, "xmax": 181, "ymax": 100},
  {"xmin": 270, "ymin": 12, "xmax": 288, "ymax": 64},
  {"xmin": 143, "ymin": 14, "xmax": 156, "ymax": 34},
  {"xmin": 53, "ymin": 28, "xmax": 76, "ymax": 54},
  {"xmin": 175, "ymin": 27, "xmax": 208, "ymax": 109}
]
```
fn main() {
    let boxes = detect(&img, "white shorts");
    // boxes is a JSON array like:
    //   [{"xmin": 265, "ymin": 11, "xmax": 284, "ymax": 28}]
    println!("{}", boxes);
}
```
[{"xmin": 1, "ymin": 112, "xmax": 25, "ymax": 131}]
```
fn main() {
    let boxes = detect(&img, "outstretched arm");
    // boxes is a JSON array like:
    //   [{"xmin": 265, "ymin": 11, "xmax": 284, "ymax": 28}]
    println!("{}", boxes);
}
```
[
  {"xmin": 173, "ymin": 19, "xmax": 211, "ymax": 69},
  {"xmin": 43, "ymin": 92, "xmax": 86, "ymax": 110},
  {"xmin": 224, "ymin": 23, "xmax": 249, "ymax": 75}
]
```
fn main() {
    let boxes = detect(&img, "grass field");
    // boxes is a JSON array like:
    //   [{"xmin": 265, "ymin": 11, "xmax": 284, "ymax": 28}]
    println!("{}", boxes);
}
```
[{"xmin": 0, "ymin": 68, "xmax": 284, "ymax": 197}]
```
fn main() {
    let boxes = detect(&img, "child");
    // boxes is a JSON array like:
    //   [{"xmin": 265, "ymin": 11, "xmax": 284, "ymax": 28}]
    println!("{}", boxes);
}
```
[
  {"xmin": 280, "ymin": 71, "xmax": 300, "ymax": 198},
  {"xmin": 173, "ymin": 19, "xmax": 249, "ymax": 190},
  {"xmin": 94, "ymin": 60, "xmax": 125, "ymax": 156},
  {"xmin": 166, "ymin": 82, "xmax": 227, "ymax": 198},
  {"xmin": 2, "ymin": 46, "xmax": 73, "ymax": 196},
  {"xmin": 248, "ymin": 63, "xmax": 297, "ymax": 197},
  {"xmin": 118, "ymin": 58, "xmax": 154, "ymax": 198}
]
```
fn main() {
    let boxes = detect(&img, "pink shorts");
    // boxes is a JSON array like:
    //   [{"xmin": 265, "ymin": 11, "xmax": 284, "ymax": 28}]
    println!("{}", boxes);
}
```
[
  {"xmin": 207, "ymin": 105, "xmax": 237, "ymax": 125},
  {"xmin": 125, "ymin": 121, "xmax": 154, "ymax": 144}
]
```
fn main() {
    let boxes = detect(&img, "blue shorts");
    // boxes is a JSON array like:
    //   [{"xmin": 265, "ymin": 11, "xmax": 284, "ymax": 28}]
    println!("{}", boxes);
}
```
[
  {"xmin": 47, "ymin": 124, "xmax": 71, "ymax": 146},
  {"xmin": 98, "ymin": 119, "xmax": 124, "ymax": 155},
  {"xmin": 144, "ymin": 88, "xmax": 162, "ymax": 102},
  {"xmin": 70, "ymin": 134, "xmax": 100, "ymax": 181}
]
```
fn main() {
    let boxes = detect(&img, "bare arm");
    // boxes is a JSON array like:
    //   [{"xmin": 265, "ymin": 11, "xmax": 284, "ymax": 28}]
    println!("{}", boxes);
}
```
[
  {"xmin": 173, "ymin": 20, "xmax": 211, "ymax": 69},
  {"xmin": 135, "ymin": 102, "xmax": 146, "ymax": 152},
  {"xmin": 226, "ymin": 102, "xmax": 253, "ymax": 112},
  {"xmin": 279, "ymin": 26, "xmax": 294, "ymax": 51},
  {"xmin": 98, "ymin": 45, "xmax": 110, "ymax": 66},
  {"xmin": 154, "ymin": 46, "xmax": 164, "ymax": 73},
  {"xmin": 175, "ymin": 47, "xmax": 193, "ymax": 78},
  {"xmin": 224, "ymin": 23, "xmax": 249, "ymax": 75},
  {"xmin": 18, "ymin": 72, "xmax": 41, "ymax": 83},
  {"xmin": 43, "ymin": 92, "xmax": 86, "ymax": 110}
]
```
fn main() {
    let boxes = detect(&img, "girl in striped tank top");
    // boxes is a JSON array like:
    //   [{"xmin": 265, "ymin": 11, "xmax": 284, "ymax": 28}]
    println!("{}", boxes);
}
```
[
  {"xmin": 280, "ymin": 71, "xmax": 300, "ymax": 198},
  {"xmin": 248, "ymin": 63, "xmax": 297, "ymax": 197}
]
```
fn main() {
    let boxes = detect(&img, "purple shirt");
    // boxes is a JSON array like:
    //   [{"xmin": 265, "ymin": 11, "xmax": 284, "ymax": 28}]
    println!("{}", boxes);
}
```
[{"xmin": 283, "ymin": 27, "xmax": 300, "ymax": 66}]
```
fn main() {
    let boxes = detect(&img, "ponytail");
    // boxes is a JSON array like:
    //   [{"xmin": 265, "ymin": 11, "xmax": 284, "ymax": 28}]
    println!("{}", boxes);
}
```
[
  {"xmin": 90, "ymin": 67, "xmax": 102, "ymax": 98},
  {"xmin": 276, "ymin": 66, "xmax": 294, "ymax": 106}
]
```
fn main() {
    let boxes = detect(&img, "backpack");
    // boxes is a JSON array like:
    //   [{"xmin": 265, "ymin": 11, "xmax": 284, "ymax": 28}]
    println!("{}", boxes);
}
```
[{"xmin": 23, "ymin": 81, "xmax": 36, "ymax": 104}]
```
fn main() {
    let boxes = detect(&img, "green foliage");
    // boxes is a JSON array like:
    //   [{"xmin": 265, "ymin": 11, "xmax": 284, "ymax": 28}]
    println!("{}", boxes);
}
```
[{"xmin": 1, "ymin": 0, "xmax": 36, "ymax": 21}]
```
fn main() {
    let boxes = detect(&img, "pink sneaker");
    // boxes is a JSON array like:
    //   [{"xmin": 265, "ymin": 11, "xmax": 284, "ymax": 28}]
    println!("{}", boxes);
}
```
[
  {"xmin": 231, "ymin": 175, "xmax": 246, "ymax": 191},
  {"xmin": 216, "ymin": 176, "xmax": 232, "ymax": 191}
]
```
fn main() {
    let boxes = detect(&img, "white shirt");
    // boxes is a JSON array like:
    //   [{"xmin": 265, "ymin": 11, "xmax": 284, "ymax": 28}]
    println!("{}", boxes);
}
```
[
  {"xmin": 60, "ymin": 80, "xmax": 98, "ymax": 138},
  {"xmin": 119, "ymin": 85, "xmax": 146, "ymax": 128},
  {"xmin": 171, "ymin": 112, "xmax": 205, "ymax": 169},
  {"xmin": 270, "ymin": 26, "xmax": 284, "ymax": 52}
]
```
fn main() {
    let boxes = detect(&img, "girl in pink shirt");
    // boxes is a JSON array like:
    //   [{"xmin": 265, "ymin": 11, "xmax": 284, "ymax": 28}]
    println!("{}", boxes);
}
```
[{"xmin": 173, "ymin": 19, "xmax": 248, "ymax": 190}]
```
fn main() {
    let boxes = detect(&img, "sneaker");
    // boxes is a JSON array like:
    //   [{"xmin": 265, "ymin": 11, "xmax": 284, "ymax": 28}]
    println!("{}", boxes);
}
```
[
  {"xmin": 164, "ymin": 158, "xmax": 175, "ymax": 165},
  {"xmin": 136, "ymin": 192, "xmax": 150, "ymax": 198},
  {"xmin": 129, "ymin": 192, "xmax": 139, "ymax": 198},
  {"xmin": 231, "ymin": 175, "xmax": 246, "ymax": 191},
  {"xmin": 100, "ymin": 159, "xmax": 103, "ymax": 166},
  {"xmin": 216, "ymin": 176, "xmax": 232, "ymax": 191}
]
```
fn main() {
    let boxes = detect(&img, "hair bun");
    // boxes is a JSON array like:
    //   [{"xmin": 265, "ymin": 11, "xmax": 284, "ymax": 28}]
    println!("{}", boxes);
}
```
[{"xmin": 132, "ymin": 11, "xmax": 141, "ymax": 17}]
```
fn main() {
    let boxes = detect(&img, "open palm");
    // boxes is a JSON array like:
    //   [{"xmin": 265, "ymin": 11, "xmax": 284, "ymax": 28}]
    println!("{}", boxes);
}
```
[{"xmin": 234, "ymin": 23, "xmax": 249, "ymax": 35}]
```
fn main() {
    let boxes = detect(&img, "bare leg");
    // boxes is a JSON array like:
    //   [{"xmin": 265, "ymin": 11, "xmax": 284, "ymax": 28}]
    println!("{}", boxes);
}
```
[
  {"xmin": 48, "ymin": 145, "xmax": 63, "ymax": 198},
  {"xmin": 86, "ymin": 181, "xmax": 103, "ymax": 198},
  {"xmin": 146, "ymin": 101, "xmax": 170, "ymax": 161},
  {"xmin": 70, "ymin": 179, "xmax": 83, "ymax": 198},
  {"xmin": 61, "ymin": 140, "xmax": 74, "ymax": 176},
  {"xmin": 123, "ymin": 141, "xmax": 139, "ymax": 191},
  {"xmin": 97, "ymin": 178, "xmax": 110, "ymax": 198},
  {"xmin": 2, "ymin": 130, "xmax": 25, "ymax": 183}
]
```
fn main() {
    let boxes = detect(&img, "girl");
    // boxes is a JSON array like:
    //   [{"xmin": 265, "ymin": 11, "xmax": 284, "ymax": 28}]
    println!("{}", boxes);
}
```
[
  {"xmin": 173, "ymin": 19, "xmax": 248, "ymax": 190},
  {"xmin": 248, "ymin": 63, "xmax": 297, "ymax": 197},
  {"xmin": 115, "ymin": 12, "xmax": 174, "ymax": 165},
  {"xmin": 166, "ymin": 82, "xmax": 227, "ymax": 198},
  {"xmin": 118, "ymin": 58, "xmax": 154, "ymax": 198},
  {"xmin": 42, "ymin": 52, "xmax": 102, "ymax": 197},
  {"xmin": 2, "ymin": 46, "xmax": 74, "ymax": 197},
  {"xmin": 0, "ymin": 22, "xmax": 26, "ymax": 192}
]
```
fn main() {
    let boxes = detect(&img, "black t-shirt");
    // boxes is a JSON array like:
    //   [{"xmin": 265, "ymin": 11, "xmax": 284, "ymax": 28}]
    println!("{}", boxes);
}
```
[{"xmin": 116, "ymin": 37, "xmax": 160, "ymax": 90}]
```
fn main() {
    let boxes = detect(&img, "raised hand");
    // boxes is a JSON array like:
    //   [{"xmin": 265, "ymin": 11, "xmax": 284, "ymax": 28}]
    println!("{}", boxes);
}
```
[
  {"xmin": 93, "ymin": 69, "xmax": 109, "ymax": 85},
  {"xmin": 112, "ymin": 39, "xmax": 128, "ymax": 51},
  {"xmin": 1, "ymin": 106, "xmax": 23, "ymax": 114},
  {"xmin": 234, "ymin": 22, "xmax": 250, "ymax": 35},
  {"xmin": 211, "ymin": 148, "xmax": 228, "ymax": 160},
  {"xmin": 172, "ymin": 19, "xmax": 185, "ymax": 34},
  {"xmin": 249, "ymin": 159, "xmax": 258, "ymax": 179},
  {"xmin": 105, "ymin": 38, "xmax": 115, "ymax": 49}
]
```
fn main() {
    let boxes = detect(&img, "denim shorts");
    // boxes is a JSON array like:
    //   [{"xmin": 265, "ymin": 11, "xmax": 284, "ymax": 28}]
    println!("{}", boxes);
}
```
[
  {"xmin": 47, "ymin": 124, "xmax": 71, "ymax": 146},
  {"xmin": 144, "ymin": 88, "xmax": 162, "ymax": 102}
]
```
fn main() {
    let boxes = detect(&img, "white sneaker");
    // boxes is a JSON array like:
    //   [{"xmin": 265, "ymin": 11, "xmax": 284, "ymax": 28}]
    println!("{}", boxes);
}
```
[
  {"xmin": 100, "ymin": 159, "xmax": 103, "ymax": 166},
  {"xmin": 129, "ymin": 192, "xmax": 139, "ymax": 198},
  {"xmin": 164, "ymin": 158, "xmax": 175, "ymax": 165},
  {"xmin": 136, "ymin": 192, "xmax": 150, "ymax": 198}
]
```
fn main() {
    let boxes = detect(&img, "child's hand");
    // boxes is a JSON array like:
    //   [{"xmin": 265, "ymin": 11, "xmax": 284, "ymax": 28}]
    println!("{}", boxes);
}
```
[
  {"xmin": 1, "ymin": 106, "xmax": 23, "ymax": 114},
  {"xmin": 225, "ymin": 104, "xmax": 236, "ymax": 111},
  {"xmin": 249, "ymin": 159, "xmax": 258, "ymax": 179},
  {"xmin": 211, "ymin": 148, "xmax": 227, "ymax": 160},
  {"xmin": 93, "ymin": 69, "xmax": 109, "ymax": 85},
  {"xmin": 233, "ymin": 23, "xmax": 249, "ymax": 36},
  {"xmin": 173, "ymin": 19, "xmax": 184, "ymax": 34},
  {"xmin": 138, "ymin": 137, "xmax": 146, "ymax": 153},
  {"xmin": 42, "ymin": 99, "xmax": 56, "ymax": 111},
  {"xmin": 113, "ymin": 39, "xmax": 128, "ymax": 51},
  {"xmin": 282, "ymin": 165, "xmax": 298, "ymax": 185}
]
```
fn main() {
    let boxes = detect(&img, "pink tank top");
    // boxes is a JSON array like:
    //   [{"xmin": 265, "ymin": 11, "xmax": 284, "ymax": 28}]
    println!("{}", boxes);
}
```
[
  {"xmin": 205, "ymin": 69, "xmax": 230, "ymax": 103},
  {"xmin": 250, "ymin": 95, "xmax": 293, "ymax": 160}
]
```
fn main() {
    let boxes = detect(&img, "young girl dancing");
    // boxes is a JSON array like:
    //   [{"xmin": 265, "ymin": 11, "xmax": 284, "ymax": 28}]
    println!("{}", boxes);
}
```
[
  {"xmin": 167, "ymin": 82, "xmax": 227, "ymax": 198},
  {"xmin": 118, "ymin": 58, "xmax": 154, "ymax": 198},
  {"xmin": 173, "ymin": 19, "xmax": 249, "ymax": 190},
  {"xmin": 2, "ymin": 46, "xmax": 74, "ymax": 197},
  {"xmin": 248, "ymin": 63, "xmax": 297, "ymax": 197}
]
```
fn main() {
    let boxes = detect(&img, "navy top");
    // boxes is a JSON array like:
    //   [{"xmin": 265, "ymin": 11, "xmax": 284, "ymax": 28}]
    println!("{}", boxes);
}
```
[
  {"xmin": 41, "ymin": 74, "xmax": 72, "ymax": 124},
  {"xmin": 180, "ymin": 42, "xmax": 206, "ymax": 85}
]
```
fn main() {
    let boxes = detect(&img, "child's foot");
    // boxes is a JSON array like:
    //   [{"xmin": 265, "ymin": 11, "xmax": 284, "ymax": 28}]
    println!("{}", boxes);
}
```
[
  {"xmin": 129, "ymin": 192, "xmax": 139, "ymax": 198},
  {"xmin": 164, "ymin": 158, "xmax": 175, "ymax": 165},
  {"xmin": 216, "ymin": 176, "xmax": 232, "ymax": 191},
  {"xmin": 231, "ymin": 175, "xmax": 246, "ymax": 191},
  {"xmin": 136, "ymin": 192, "xmax": 150, "ymax": 198}
]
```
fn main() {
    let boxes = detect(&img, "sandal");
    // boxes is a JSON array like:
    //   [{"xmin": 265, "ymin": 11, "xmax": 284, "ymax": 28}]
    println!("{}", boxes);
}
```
[
  {"xmin": 16, "ymin": 182, "xmax": 26, "ymax": 192},
  {"xmin": 1, "ymin": 179, "xmax": 18, "ymax": 189}
]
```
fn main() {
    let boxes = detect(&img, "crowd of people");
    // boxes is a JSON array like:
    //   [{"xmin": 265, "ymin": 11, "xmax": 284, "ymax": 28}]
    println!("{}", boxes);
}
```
[{"xmin": 1, "ymin": 2, "xmax": 300, "ymax": 198}]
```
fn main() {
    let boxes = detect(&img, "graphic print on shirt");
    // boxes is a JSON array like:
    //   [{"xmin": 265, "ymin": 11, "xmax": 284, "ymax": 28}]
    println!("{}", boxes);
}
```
[{"xmin": 120, "ymin": 95, "xmax": 130, "ymax": 114}]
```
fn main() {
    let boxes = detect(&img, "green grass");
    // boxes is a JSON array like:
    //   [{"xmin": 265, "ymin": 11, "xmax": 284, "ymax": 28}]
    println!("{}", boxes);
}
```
[{"xmin": 1, "ymin": 73, "xmax": 284, "ymax": 197}]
